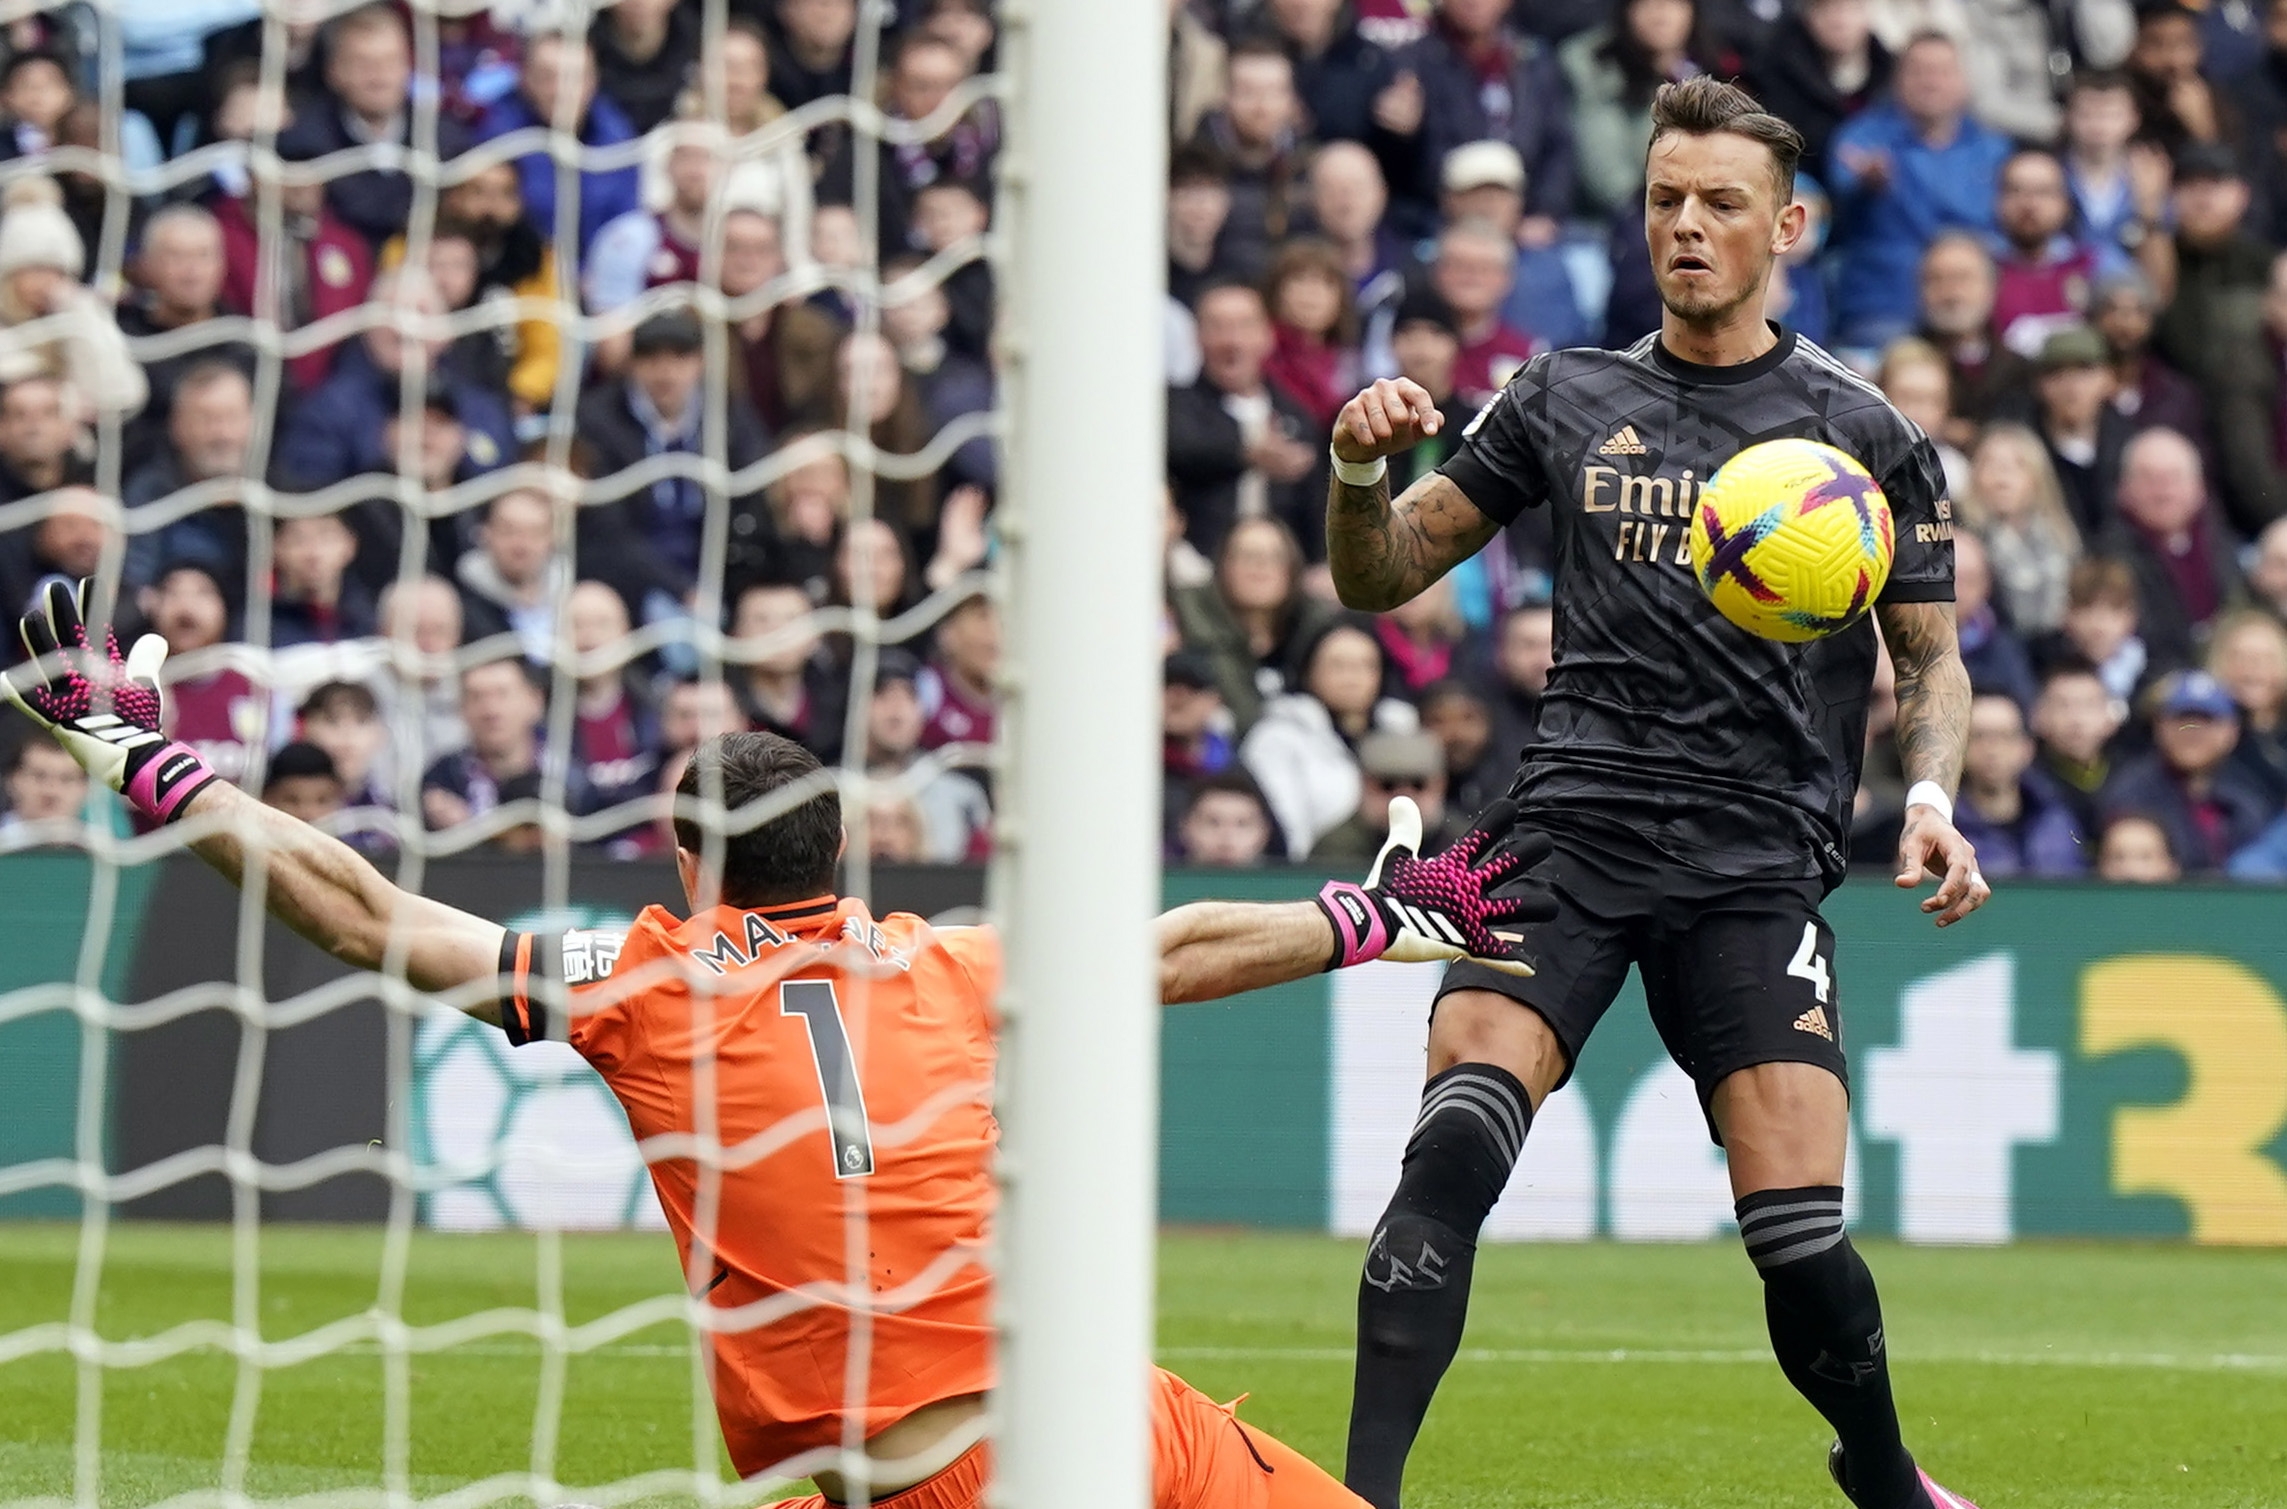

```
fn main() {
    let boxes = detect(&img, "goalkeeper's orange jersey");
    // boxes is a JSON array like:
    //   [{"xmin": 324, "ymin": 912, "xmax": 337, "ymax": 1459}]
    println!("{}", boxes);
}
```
[{"xmin": 499, "ymin": 894, "xmax": 1000, "ymax": 1477}]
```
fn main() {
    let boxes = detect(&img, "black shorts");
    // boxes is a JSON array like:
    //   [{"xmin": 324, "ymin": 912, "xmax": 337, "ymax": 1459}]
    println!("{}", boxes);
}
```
[{"xmin": 1437, "ymin": 823, "xmax": 1848, "ymax": 1144}]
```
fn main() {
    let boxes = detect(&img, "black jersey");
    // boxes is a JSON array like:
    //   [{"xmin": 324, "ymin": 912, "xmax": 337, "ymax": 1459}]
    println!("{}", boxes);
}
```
[{"xmin": 1439, "ymin": 326, "xmax": 1953, "ymax": 886}]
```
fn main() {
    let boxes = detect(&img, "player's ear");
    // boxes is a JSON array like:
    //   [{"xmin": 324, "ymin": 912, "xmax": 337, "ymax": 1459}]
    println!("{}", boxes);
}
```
[
  {"xmin": 837, "ymin": 826, "xmax": 848, "ymax": 865},
  {"xmin": 674, "ymin": 846, "xmax": 710, "ymax": 910},
  {"xmin": 1771, "ymin": 195, "xmax": 1809, "ymax": 258}
]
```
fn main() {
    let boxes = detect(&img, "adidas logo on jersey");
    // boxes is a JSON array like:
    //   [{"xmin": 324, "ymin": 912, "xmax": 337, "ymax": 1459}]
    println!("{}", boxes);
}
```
[
  {"xmin": 1597, "ymin": 425, "xmax": 1648, "ymax": 456},
  {"xmin": 1793, "ymin": 1005, "xmax": 1833, "ymax": 1041}
]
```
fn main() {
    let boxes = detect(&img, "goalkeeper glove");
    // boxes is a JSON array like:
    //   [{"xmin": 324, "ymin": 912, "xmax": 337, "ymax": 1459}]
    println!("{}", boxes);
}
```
[
  {"xmin": 2, "ymin": 578, "xmax": 220, "ymax": 824},
  {"xmin": 1313, "ymin": 796, "xmax": 1556, "ymax": 976}
]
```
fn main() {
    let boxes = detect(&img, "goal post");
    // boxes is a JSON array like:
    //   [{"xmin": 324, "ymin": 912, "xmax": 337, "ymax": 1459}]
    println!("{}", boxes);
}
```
[{"xmin": 990, "ymin": 0, "xmax": 1168, "ymax": 1500}]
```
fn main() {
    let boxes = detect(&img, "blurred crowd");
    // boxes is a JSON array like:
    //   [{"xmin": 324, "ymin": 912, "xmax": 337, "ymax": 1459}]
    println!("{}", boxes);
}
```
[{"xmin": 3, "ymin": 0, "xmax": 2287, "ymax": 885}]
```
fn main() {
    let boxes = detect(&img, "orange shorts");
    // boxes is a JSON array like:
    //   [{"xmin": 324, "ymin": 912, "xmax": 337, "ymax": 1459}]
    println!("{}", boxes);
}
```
[{"xmin": 767, "ymin": 1373, "xmax": 1364, "ymax": 1509}]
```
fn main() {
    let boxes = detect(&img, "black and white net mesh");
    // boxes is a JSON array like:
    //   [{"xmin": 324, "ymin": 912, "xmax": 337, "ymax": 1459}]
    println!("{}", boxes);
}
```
[{"xmin": 0, "ymin": 2, "xmax": 1004, "ymax": 1503}]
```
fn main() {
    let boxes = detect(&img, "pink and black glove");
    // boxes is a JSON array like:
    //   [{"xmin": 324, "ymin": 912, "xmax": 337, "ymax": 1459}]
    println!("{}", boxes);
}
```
[
  {"xmin": 3, "ymin": 578, "xmax": 220, "ymax": 824},
  {"xmin": 1313, "ymin": 796, "xmax": 1556, "ymax": 976}
]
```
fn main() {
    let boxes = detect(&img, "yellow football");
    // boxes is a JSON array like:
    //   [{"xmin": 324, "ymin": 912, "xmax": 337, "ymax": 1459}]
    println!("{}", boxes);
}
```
[{"xmin": 1687, "ymin": 438, "xmax": 1895, "ymax": 643}]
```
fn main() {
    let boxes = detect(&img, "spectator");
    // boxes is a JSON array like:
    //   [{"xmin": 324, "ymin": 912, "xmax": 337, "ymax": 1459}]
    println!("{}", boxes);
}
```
[
  {"xmin": 1953, "ymin": 692, "xmax": 2088, "ymax": 877},
  {"xmin": 833, "ymin": 329, "xmax": 942, "ymax": 535},
  {"xmin": 865, "ymin": 650, "xmax": 991, "ymax": 862},
  {"xmin": 2104, "ymin": 426, "xmax": 2242, "ymax": 669},
  {"xmin": 2040, "ymin": 555, "xmax": 2156, "ymax": 712},
  {"xmin": 1377, "ymin": 573, "xmax": 1466, "ymax": 697},
  {"xmin": 1163, "ymin": 649, "xmax": 1236, "ymax": 837},
  {"xmin": 2029, "ymin": 324, "xmax": 2129, "ymax": 537},
  {"xmin": 1383, "ymin": 288, "xmax": 1467, "ymax": 495},
  {"xmin": 382, "ymin": 161, "xmax": 562, "ymax": 422},
  {"xmin": 142, "ymin": 560, "xmax": 267, "ymax": 790},
  {"xmin": 125, "ymin": 365, "xmax": 259, "ymax": 598},
  {"xmin": 2148, "ymin": 142, "xmax": 2271, "ymax": 392},
  {"xmin": 1169, "ymin": 0, "xmax": 1230, "ymax": 147},
  {"xmin": 2062, "ymin": 70, "xmax": 2166, "ymax": 254},
  {"xmin": 908, "ymin": 178, "xmax": 995, "ymax": 360},
  {"xmin": 0, "ymin": 373, "xmax": 86, "ymax": 507},
  {"xmin": 212, "ymin": 130, "xmax": 375, "ymax": 393},
  {"xmin": 591, "ymin": 0, "xmax": 698, "ymax": 134},
  {"xmin": 1913, "ymin": 233, "xmax": 2032, "ymax": 446},
  {"xmin": 0, "ymin": 46, "xmax": 74, "ymax": 162},
  {"xmin": 2101, "ymin": 668, "xmax": 2275, "ymax": 872},
  {"xmin": 2096, "ymin": 811, "xmax": 2180, "ymax": 880},
  {"xmin": 2207, "ymin": 248, "xmax": 2287, "ymax": 537},
  {"xmin": 728, "ymin": 578, "xmax": 845, "ymax": 764},
  {"xmin": 1191, "ymin": 39, "xmax": 1308, "ymax": 280},
  {"xmin": 2092, "ymin": 268, "xmax": 2212, "ymax": 462},
  {"xmin": 269, "ymin": 512, "xmax": 375, "ymax": 650},
  {"xmin": 696, "ymin": 19, "xmax": 788, "ymax": 139},
  {"xmin": 882, "ymin": 255, "xmax": 996, "ymax": 495},
  {"xmin": 1430, "ymin": 219, "xmax": 1536, "ymax": 408},
  {"xmin": 1241, "ymin": 616, "xmax": 1419, "ymax": 857},
  {"xmin": 1262, "ymin": 238, "xmax": 1361, "ymax": 432},
  {"xmin": 1483, "ymin": 600, "xmax": 1553, "ymax": 763},
  {"xmin": 2252, "ymin": 515, "xmax": 2287, "ymax": 619},
  {"xmin": 275, "ymin": 4, "xmax": 471, "ymax": 249},
  {"xmin": 1303, "ymin": 142, "xmax": 1408, "ymax": 360},
  {"xmin": 298, "ymin": 679, "xmax": 391, "ymax": 814},
  {"xmin": 118, "ymin": 205, "xmax": 256, "ymax": 474},
  {"xmin": 1959, "ymin": 421, "xmax": 2081, "ymax": 636},
  {"xmin": 374, "ymin": 574, "xmax": 470, "ymax": 765},
  {"xmin": 2208, "ymin": 609, "xmax": 2287, "ymax": 803},
  {"xmin": 1829, "ymin": 31, "xmax": 2011, "ymax": 351},
  {"xmin": 2234, "ymin": 0, "xmax": 2287, "ymax": 242},
  {"xmin": 1173, "ymin": 769, "xmax": 1279, "ymax": 866},
  {"xmin": 1167, "ymin": 282, "xmax": 1327, "ymax": 560},
  {"xmin": 1311, "ymin": 728, "xmax": 1456, "ymax": 865},
  {"xmin": 562, "ymin": 580, "xmax": 661, "ymax": 821},
  {"xmin": 658, "ymin": 674, "xmax": 751, "ymax": 756},
  {"xmin": 0, "ymin": 730, "xmax": 86, "ymax": 841},
  {"xmin": 829, "ymin": 517, "xmax": 925, "ymax": 657},
  {"xmin": 1747, "ymin": 0, "xmax": 1892, "ymax": 179},
  {"xmin": 1964, "ymin": 1, "xmax": 2134, "ymax": 146},
  {"xmin": 273, "ymin": 269, "xmax": 517, "ymax": 494},
  {"xmin": 1394, "ymin": 0, "xmax": 1575, "ymax": 237},
  {"xmin": 863, "ymin": 786, "xmax": 931, "ymax": 864},
  {"xmin": 1201, "ymin": 515, "xmax": 1341, "ymax": 725},
  {"xmin": 918, "ymin": 592, "xmax": 998, "ymax": 750},
  {"xmin": 764, "ymin": 435, "xmax": 850, "ymax": 597},
  {"xmin": 1953, "ymin": 529, "xmax": 2040, "ymax": 710},
  {"xmin": 1559, "ymin": 0, "xmax": 1712, "ymax": 221},
  {"xmin": 2031, "ymin": 656, "xmax": 2123, "ymax": 834},
  {"xmin": 422, "ymin": 658, "xmax": 569, "ymax": 832},
  {"xmin": 1167, "ymin": 142, "xmax": 1242, "ymax": 315},
  {"xmin": 2127, "ymin": 0, "xmax": 2235, "ymax": 159},
  {"xmin": 1418, "ymin": 677, "xmax": 1507, "ymax": 816},
  {"xmin": 0, "ymin": 177, "xmax": 147, "ymax": 423},
  {"xmin": 585, "ymin": 122, "xmax": 727, "ymax": 323},
  {"xmin": 261, "ymin": 741, "xmax": 346, "ymax": 825},
  {"xmin": 718, "ymin": 208, "xmax": 841, "ymax": 432},
  {"xmin": 1262, "ymin": 0, "xmax": 1399, "ymax": 149},
  {"xmin": 0, "ymin": 484, "xmax": 107, "ymax": 620},
  {"xmin": 572, "ymin": 309, "xmax": 775, "ymax": 618},
  {"xmin": 1873, "ymin": 337, "xmax": 1969, "ymax": 497},
  {"xmin": 475, "ymin": 31, "xmax": 642, "ymax": 258},
  {"xmin": 456, "ymin": 486, "xmax": 565, "ymax": 662},
  {"xmin": 1992, "ymin": 148, "xmax": 2129, "ymax": 358},
  {"xmin": 769, "ymin": 0, "xmax": 857, "ymax": 109},
  {"xmin": 1425, "ymin": 141, "xmax": 1589, "ymax": 354}
]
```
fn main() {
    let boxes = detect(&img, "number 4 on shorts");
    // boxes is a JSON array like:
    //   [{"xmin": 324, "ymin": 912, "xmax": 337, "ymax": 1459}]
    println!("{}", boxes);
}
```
[{"xmin": 1787, "ymin": 922, "xmax": 1831, "ymax": 1004}]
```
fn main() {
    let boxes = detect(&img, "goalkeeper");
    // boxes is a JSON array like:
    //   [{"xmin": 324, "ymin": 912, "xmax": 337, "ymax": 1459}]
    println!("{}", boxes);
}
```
[{"xmin": 8, "ymin": 581, "xmax": 1554, "ymax": 1509}]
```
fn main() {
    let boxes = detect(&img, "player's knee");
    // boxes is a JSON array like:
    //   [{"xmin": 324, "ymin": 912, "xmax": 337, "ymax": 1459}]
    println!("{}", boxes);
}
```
[{"xmin": 1427, "ymin": 991, "xmax": 1565, "ymax": 1097}]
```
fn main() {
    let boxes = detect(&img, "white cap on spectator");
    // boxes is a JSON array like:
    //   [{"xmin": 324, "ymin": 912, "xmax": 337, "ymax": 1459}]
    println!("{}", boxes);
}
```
[
  {"xmin": 1442, "ymin": 141, "xmax": 1527, "ymax": 196},
  {"xmin": 0, "ymin": 176, "xmax": 86, "ymax": 280}
]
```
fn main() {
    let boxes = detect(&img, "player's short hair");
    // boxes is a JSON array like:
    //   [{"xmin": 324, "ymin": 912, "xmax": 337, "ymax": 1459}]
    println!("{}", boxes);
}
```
[
  {"xmin": 675, "ymin": 731, "xmax": 842, "ymax": 906},
  {"xmin": 1646, "ymin": 76, "xmax": 1804, "ymax": 203}
]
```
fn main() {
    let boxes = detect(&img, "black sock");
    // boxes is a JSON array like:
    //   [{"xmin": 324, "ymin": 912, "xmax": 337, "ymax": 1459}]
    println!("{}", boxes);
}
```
[
  {"xmin": 1345, "ymin": 1063, "xmax": 1530, "ymax": 1509},
  {"xmin": 1738, "ymin": 1187, "xmax": 1922, "ymax": 1509}
]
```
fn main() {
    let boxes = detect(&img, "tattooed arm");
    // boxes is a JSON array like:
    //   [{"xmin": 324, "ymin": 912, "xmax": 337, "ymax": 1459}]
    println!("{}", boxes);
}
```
[
  {"xmin": 1326, "ymin": 378, "xmax": 1502, "ymax": 612},
  {"xmin": 1876, "ymin": 599, "xmax": 1989, "ymax": 927}
]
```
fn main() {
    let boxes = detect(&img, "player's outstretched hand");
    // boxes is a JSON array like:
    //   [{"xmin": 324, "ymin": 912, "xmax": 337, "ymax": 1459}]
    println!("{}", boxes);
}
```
[
  {"xmin": 1316, "ymin": 797, "xmax": 1556, "ymax": 975},
  {"xmin": 2, "ymin": 578, "xmax": 219, "ymax": 824},
  {"xmin": 1333, "ymin": 377, "xmax": 1445, "ymax": 465},
  {"xmin": 1895, "ymin": 803, "xmax": 1990, "ymax": 928}
]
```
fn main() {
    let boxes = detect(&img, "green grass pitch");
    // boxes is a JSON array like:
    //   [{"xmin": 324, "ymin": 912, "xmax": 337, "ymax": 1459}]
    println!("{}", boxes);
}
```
[{"xmin": 1, "ymin": 1225, "xmax": 2283, "ymax": 1507}]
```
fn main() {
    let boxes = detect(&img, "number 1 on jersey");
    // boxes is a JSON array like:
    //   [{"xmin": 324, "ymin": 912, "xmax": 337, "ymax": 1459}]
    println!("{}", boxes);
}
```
[
  {"xmin": 782, "ymin": 981, "xmax": 876, "ymax": 1178},
  {"xmin": 1787, "ymin": 922, "xmax": 1831, "ymax": 1004}
]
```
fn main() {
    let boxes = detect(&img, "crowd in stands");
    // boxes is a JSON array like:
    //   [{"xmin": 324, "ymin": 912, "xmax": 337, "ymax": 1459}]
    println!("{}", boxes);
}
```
[{"xmin": 5, "ymin": 0, "xmax": 2287, "ymax": 884}]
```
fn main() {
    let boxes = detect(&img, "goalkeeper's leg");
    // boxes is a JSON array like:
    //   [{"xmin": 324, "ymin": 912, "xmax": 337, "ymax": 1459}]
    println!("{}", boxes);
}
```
[{"xmin": 1151, "ymin": 1367, "xmax": 1369, "ymax": 1507}]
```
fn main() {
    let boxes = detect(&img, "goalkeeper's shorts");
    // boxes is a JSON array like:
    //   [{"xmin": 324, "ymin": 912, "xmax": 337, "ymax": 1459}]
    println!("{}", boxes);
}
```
[{"xmin": 769, "ymin": 1369, "xmax": 1365, "ymax": 1508}]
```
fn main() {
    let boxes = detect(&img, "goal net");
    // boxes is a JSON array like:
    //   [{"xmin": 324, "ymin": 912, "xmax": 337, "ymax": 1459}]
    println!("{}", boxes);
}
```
[{"xmin": 0, "ymin": 1, "xmax": 1161, "ymax": 1505}]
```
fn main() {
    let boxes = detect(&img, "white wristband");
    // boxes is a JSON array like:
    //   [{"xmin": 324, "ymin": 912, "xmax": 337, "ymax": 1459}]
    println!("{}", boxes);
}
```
[
  {"xmin": 1905, "ymin": 781, "xmax": 1953, "ymax": 823},
  {"xmin": 1330, "ymin": 448, "xmax": 1388, "ymax": 487}
]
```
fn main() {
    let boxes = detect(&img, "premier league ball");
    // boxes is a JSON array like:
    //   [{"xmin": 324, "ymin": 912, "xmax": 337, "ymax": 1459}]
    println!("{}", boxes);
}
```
[{"xmin": 1687, "ymin": 438, "xmax": 1895, "ymax": 643}]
